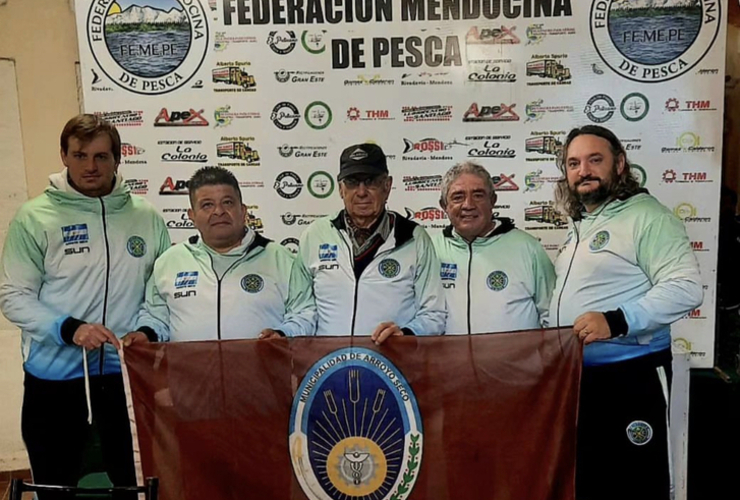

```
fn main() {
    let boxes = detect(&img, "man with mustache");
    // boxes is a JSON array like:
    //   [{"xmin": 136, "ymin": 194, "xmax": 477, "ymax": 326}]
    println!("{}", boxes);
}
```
[
  {"xmin": 130, "ymin": 166, "xmax": 311, "ymax": 341},
  {"xmin": 550, "ymin": 125, "xmax": 703, "ymax": 500}
]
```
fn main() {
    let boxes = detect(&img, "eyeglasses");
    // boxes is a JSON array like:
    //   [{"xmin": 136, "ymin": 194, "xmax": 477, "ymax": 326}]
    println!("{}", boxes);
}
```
[{"xmin": 342, "ymin": 175, "xmax": 387, "ymax": 190}]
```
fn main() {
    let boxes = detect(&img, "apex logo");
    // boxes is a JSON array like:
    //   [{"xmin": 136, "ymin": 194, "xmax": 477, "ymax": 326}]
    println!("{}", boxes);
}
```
[
  {"xmin": 160, "ymin": 177, "xmax": 190, "ymax": 195},
  {"xmin": 466, "ymin": 26, "xmax": 520, "ymax": 45},
  {"xmin": 463, "ymin": 103, "xmax": 519, "ymax": 122},
  {"xmin": 154, "ymin": 108, "xmax": 209, "ymax": 127}
]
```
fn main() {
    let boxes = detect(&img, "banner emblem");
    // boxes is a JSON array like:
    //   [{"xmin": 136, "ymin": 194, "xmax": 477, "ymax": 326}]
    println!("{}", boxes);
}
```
[
  {"xmin": 86, "ymin": 0, "xmax": 209, "ymax": 95},
  {"xmin": 290, "ymin": 348, "xmax": 423, "ymax": 500}
]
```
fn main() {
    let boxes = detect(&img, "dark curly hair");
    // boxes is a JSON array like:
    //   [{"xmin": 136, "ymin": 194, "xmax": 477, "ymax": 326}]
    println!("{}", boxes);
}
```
[{"xmin": 554, "ymin": 125, "xmax": 646, "ymax": 220}]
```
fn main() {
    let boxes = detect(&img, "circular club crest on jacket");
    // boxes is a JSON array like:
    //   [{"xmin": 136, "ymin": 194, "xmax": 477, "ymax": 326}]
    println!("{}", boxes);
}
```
[
  {"xmin": 290, "ymin": 348, "xmax": 423, "ymax": 500},
  {"xmin": 626, "ymin": 420, "xmax": 653, "ymax": 446},
  {"xmin": 240, "ymin": 274, "xmax": 264, "ymax": 293},
  {"xmin": 378, "ymin": 259, "xmax": 401, "ymax": 279},
  {"xmin": 126, "ymin": 236, "xmax": 146, "ymax": 258},
  {"xmin": 486, "ymin": 270, "xmax": 509, "ymax": 291},
  {"xmin": 589, "ymin": 230, "xmax": 610, "ymax": 251}
]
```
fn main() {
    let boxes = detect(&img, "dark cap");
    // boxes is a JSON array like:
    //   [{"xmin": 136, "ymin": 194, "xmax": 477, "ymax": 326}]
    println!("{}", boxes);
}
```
[{"xmin": 338, "ymin": 143, "xmax": 388, "ymax": 181}]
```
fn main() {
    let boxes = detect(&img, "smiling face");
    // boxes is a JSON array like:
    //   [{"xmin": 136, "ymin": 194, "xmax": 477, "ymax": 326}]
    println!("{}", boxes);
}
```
[
  {"xmin": 61, "ymin": 134, "xmax": 118, "ymax": 197},
  {"xmin": 188, "ymin": 184, "xmax": 247, "ymax": 252},
  {"xmin": 565, "ymin": 134, "xmax": 624, "ymax": 212},
  {"xmin": 442, "ymin": 172, "xmax": 496, "ymax": 242}
]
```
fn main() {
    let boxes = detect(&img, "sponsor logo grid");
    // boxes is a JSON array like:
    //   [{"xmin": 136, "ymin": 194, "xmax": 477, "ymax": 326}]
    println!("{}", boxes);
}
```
[{"xmin": 78, "ymin": 0, "xmax": 724, "ymax": 369}]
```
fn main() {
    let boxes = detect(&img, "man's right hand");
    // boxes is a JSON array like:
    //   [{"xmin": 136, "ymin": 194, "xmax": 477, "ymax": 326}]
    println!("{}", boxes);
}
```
[{"xmin": 72, "ymin": 323, "xmax": 121, "ymax": 351}]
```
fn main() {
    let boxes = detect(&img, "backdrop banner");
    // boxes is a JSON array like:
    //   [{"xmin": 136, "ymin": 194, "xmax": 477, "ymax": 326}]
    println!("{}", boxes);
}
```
[
  {"xmin": 122, "ymin": 330, "xmax": 581, "ymax": 500},
  {"xmin": 74, "ymin": 0, "xmax": 727, "ymax": 367}
]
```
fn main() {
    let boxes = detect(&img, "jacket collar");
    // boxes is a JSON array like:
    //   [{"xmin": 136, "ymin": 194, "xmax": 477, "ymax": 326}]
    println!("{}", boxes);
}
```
[
  {"xmin": 442, "ymin": 216, "xmax": 515, "ymax": 242},
  {"xmin": 331, "ymin": 210, "xmax": 417, "ymax": 249}
]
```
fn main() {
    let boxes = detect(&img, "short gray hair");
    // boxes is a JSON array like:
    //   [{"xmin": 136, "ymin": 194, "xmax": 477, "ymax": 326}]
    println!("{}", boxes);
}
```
[{"xmin": 440, "ymin": 161, "xmax": 495, "ymax": 208}]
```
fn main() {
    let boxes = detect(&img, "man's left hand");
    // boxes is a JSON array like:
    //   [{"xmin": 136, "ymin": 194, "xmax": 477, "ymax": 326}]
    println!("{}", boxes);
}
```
[
  {"xmin": 371, "ymin": 322, "xmax": 403, "ymax": 345},
  {"xmin": 122, "ymin": 331, "xmax": 149, "ymax": 347},
  {"xmin": 573, "ymin": 312, "xmax": 611, "ymax": 345}
]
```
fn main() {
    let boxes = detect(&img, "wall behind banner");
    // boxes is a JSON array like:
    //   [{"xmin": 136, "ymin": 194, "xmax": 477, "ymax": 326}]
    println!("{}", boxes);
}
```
[
  {"xmin": 74, "ymin": 0, "xmax": 727, "ymax": 368},
  {"xmin": 0, "ymin": 0, "xmax": 82, "ymax": 471}
]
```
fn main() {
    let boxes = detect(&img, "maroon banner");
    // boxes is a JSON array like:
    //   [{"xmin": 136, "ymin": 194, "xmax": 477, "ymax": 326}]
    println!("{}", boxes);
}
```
[{"xmin": 123, "ymin": 329, "xmax": 581, "ymax": 500}]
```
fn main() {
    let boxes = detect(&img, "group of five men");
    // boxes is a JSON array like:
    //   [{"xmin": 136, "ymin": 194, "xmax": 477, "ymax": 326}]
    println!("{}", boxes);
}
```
[{"xmin": 0, "ymin": 114, "xmax": 703, "ymax": 499}]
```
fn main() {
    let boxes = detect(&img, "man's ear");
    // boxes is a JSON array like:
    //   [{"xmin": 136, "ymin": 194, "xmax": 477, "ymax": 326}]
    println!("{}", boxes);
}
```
[
  {"xmin": 187, "ymin": 208, "xmax": 194, "ymax": 221},
  {"xmin": 616, "ymin": 153, "xmax": 626, "ymax": 176}
]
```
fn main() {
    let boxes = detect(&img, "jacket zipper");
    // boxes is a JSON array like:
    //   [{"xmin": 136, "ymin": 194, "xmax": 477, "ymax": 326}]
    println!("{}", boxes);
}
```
[
  {"xmin": 207, "ymin": 254, "xmax": 247, "ymax": 340},
  {"xmin": 99, "ymin": 198, "xmax": 111, "ymax": 375},
  {"xmin": 466, "ymin": 242, "xmax": 473, "ymax": 335},
  {"xmin": 337, "ymin": 233, "xmax": 360, "ymax": 336},
  {"xmin": 340, "ymin": 232, "xmax": 397, "ymax": 336}
]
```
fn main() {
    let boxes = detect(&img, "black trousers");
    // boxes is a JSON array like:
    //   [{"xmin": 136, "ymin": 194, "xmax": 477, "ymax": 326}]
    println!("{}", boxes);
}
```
[
  {"xmin": 22, "ymin": 373, "xmax": 137, "ymax": 499},
  {"xmin": 576, "ymin": 349, "xmax": 673, "ymax": 500}
]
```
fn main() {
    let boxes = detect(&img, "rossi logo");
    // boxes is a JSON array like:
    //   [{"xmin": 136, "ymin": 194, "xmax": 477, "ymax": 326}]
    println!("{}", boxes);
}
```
[
  {"xmin": 86, "ymin": 0, "xmax": 208, "ymax": 95},
  {"xmin": 590, "ymin": 0, "xmax": 721, "ymax": 83}
]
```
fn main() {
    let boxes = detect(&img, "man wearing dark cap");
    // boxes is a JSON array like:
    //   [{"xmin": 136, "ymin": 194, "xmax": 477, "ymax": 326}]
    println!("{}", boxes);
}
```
[{"xmin": 263, "ymin": 143, "xmax": 446, "ymax": 343}]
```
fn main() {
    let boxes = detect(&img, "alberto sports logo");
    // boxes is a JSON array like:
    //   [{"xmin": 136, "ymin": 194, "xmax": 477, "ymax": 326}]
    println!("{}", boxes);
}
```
[
  {"xmin": 589, "ymin": 230, "xmax": 610, "ymax": 251},
  {"xmin": 290, "ymin": 348, "xmax": 423, "ymax": 500},
  {"xmin": 61, "ymin": 224, "xmax": 89, "ymax": 245},
  {"xmin": 590, "ymin": 0, "xmax": 721, "ymax": 83},
  {"xmin": 86, "ymin": 0, "xmax": 209, "ymax": 95}
]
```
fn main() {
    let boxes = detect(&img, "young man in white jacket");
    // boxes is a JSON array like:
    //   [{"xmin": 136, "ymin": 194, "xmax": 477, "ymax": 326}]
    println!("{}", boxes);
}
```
[
  {"xmin": 433, "ymin": 162, "xmax": 554, "ymax": 334},
  {"xmin": 130, "ymin": 167, "xmax": 311, "ymax": 342},
  {"xmin": 263, "ymin": 143, "xmax": 446, "ymax": 343},
  {"xmin": 550, "ymin": 125, "xmax": 703, "ymax": 500},
  {"xmin": 0, "ymin": 114, "xmax": 170, "ymax": 497}
]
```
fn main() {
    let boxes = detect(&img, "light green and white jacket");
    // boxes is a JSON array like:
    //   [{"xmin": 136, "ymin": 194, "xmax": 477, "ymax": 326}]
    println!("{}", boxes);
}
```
[
  {"xmin": 550, "ymin": 193, "xmax": 703, "ymax": 366},
  {"xmin": 134, "ymin": 230, "xmax": 310, "ymax": 341},
  {"xmin": 433, "ymin": 218, "xmax": 555, "ymax": 334},
  {"xmin": 280, "ymin": 211, "xmax": 446, "ymax": 337},
  {"xmin": 0, "ymin": 170, "xmax": 170, "ymax": 380}
]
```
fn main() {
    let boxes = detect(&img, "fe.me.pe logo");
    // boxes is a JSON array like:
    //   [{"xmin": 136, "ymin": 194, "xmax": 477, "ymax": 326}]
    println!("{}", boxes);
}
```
[
  {"xmin": 86, "ymin": 0, "xmax": 209, "ymax": 95},
  {"xmin": 290, "ymin": 348, "xmax": 423, "ymax": 500}
]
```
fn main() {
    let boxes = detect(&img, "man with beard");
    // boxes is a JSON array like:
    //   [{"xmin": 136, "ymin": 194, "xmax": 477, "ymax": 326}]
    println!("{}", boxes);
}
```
[{"xmin": 550, "ymin": 125, "xmax": 703, "ymax": 500}]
